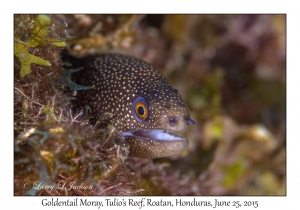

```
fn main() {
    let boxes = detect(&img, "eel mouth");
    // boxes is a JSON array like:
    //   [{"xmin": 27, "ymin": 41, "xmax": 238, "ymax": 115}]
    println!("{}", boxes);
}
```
[
  {"xmin": 121, "ymin": 129, "xmax": 188, "ymax": 159},
  {"xmin": 121, "ymin": 129, "xmax": 187, "ymax": 141}
]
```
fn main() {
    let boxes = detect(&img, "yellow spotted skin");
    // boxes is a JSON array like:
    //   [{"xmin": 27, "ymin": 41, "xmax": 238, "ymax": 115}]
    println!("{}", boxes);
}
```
[{"xmin": 70, "ymin": 53, "xmax": 193, "ymax": 158}]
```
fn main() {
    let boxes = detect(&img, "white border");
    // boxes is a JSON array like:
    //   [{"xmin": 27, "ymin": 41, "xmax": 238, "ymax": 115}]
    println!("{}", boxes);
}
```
[{"xmin": 3, "ymin": 1, "xmax": 296, "ymax": 209}]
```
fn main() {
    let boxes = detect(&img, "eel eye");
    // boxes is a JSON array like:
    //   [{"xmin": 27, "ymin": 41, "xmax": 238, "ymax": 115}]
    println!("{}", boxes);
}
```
[{"xmin": 132, "ymin": 97, "xmax": 148, "ymax": 121}]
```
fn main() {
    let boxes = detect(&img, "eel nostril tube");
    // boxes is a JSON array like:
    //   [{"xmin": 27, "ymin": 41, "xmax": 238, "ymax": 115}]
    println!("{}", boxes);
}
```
[{"xmin": 187, "ymin": 118, "xmax": 195, "ymax": 125}]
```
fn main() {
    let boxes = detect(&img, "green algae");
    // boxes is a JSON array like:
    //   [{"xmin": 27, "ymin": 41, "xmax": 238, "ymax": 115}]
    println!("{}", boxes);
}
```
[{"xmin": 14, "ymin": 15, "xmax": 66, "ymax": 77}]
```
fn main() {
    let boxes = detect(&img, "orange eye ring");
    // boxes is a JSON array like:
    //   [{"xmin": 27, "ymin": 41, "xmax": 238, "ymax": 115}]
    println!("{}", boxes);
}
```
[
  {"xmin": 135, "ymin": 102, "xmax": 148, "ymax": 120},
  {"xmin": 132, "ymin": 97, "xmax": 149, "ymax": 121}
]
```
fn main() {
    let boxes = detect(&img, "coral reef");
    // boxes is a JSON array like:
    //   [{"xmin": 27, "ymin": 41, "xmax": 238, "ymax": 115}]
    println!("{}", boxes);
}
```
[{"xmin": 14, "ymin": 14, "xmax": 286, "ymax": 195}]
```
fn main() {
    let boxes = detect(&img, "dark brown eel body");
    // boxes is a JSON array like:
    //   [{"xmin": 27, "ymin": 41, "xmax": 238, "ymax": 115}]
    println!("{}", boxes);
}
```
[{"xmin": 68, "ymin": 53, "xmax": 195, "ymax": 158}]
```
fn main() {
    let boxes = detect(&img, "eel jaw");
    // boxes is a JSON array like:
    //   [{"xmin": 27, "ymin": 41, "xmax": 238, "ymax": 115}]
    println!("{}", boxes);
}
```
[{"xmin": 121, "ymin": 129, "xmax": 188, "ymax": 159}]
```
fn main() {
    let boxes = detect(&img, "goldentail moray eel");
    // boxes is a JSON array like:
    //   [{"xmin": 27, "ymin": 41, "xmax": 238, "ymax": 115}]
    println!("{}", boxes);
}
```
[{"xmin": 66, "ymin": 53, "xmax": 195, "ymax": 159}]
